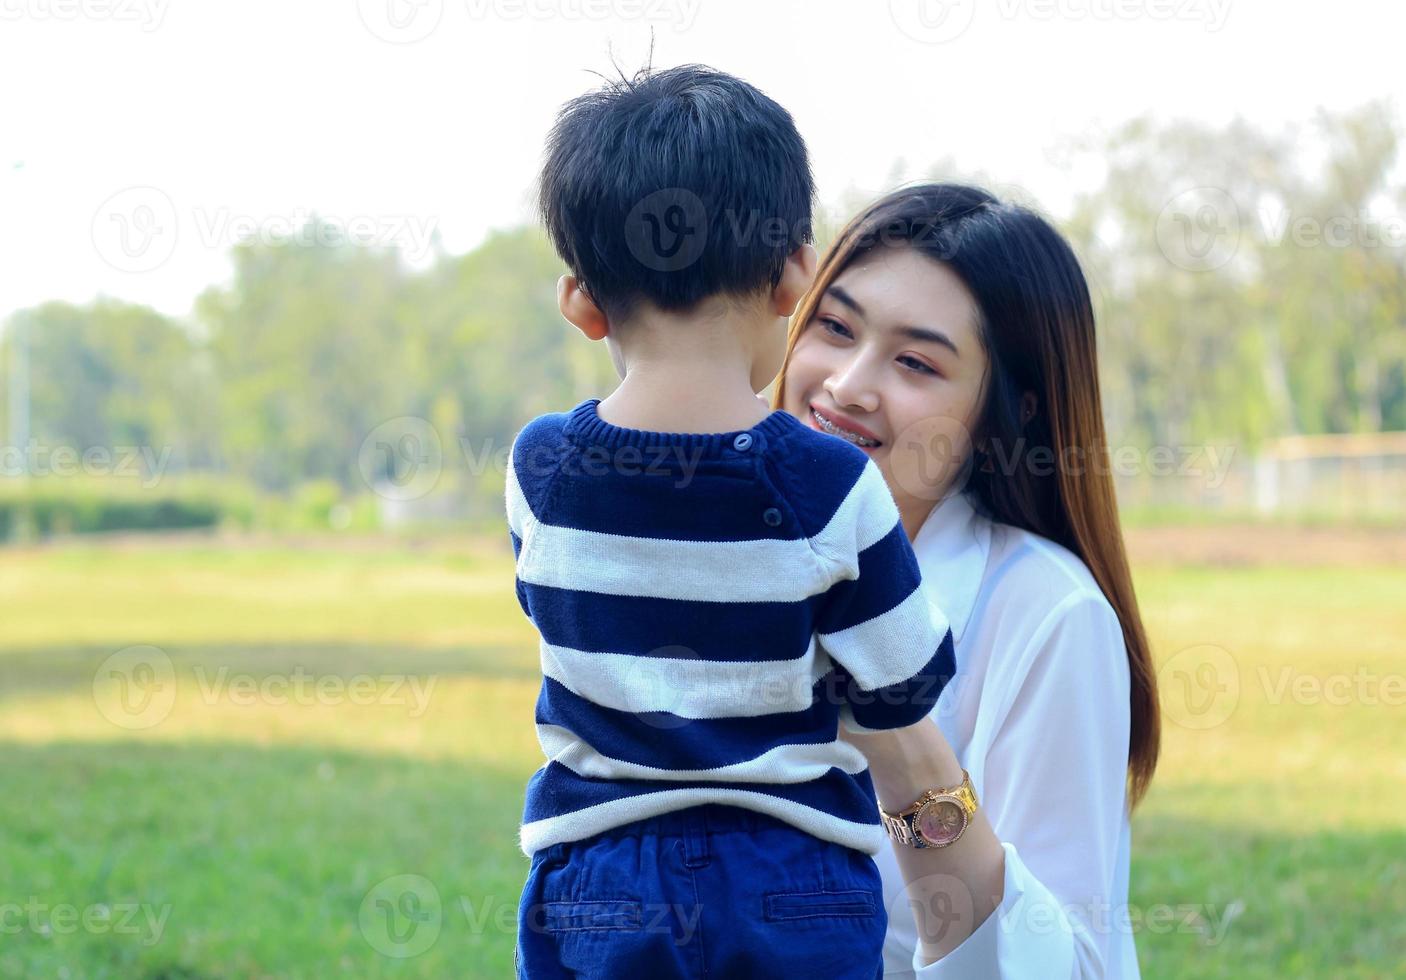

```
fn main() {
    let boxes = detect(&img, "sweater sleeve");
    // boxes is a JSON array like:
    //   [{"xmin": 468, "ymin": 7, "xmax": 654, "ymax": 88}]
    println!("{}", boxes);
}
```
[
  {"xmin": 812, "ymin": 460, "xmax": 956, "ymax": 732},
  {"xmin": 504, "ymin": 429, "xmax": 533, "ymax": 621}
]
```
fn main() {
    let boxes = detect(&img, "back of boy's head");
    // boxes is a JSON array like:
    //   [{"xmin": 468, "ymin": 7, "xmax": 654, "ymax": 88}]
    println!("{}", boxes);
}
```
[{"xmin": 538, "ymin": 63, "xmax": 814, "ymax": 324}]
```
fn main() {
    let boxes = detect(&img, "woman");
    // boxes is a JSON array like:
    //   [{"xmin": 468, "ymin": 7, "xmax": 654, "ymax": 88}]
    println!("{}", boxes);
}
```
[{"xmin": 773, "ymin": 184, "xmax": 1161, "ymax": 978}]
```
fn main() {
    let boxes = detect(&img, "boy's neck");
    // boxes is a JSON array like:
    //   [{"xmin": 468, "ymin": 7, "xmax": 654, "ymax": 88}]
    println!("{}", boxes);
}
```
[{"xmin": 597, "ymin": 300, "xmax": 778, "ymax": 434}]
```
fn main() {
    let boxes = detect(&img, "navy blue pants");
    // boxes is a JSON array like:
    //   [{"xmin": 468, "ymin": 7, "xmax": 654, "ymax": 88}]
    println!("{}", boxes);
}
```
[{"xmin": 516, "ymin": 803, "xmax": 887, "ymax": 978}]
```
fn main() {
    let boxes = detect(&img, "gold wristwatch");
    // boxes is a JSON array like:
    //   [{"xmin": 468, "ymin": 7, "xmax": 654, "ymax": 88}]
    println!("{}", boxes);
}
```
[{"xmin": 878, "ymin": 769, "xmax": 979, "ymax": 848}]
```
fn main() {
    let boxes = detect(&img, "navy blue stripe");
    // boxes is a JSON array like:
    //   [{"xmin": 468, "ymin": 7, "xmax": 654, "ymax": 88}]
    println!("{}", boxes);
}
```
[
  {"xmin": 523, "ymin": 761, "xmax": 882, "ymax": 829},
  {"xmin": 814, "ymin": 520, "xmax": 924, "ymax": 635},
  {"xmin": 767, "ymin": 428, "xmax": 872, "ymax": 538},
  {"xmin": 541, "ymin": 467, "xmax": 804, "ymax": 541},
  {"xmin": 512, "ymin": 405, "xmax": 876, "ymax": 543},
  {"xmin": 537, "ymin": 674, "xmax": 843, "ymax": 771},
  {"xmin": 523, "ymin": 583, "xmax": 822, "ymax": 662}
]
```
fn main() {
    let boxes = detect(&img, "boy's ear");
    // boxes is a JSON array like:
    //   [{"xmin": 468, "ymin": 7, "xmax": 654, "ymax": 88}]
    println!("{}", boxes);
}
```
[
  {"xmin": 772, "ymin": 244, "xmax": 819, "ymax": 318},
  {"xmin": 558, "ymin": 275, "xmax": 609, "ymax": 340}
]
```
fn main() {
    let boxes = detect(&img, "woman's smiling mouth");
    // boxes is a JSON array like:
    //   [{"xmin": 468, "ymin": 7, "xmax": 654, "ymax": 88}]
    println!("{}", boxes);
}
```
[{"xmin": 809, "ymin": 405, "xmax": 883, "ymax": 448}]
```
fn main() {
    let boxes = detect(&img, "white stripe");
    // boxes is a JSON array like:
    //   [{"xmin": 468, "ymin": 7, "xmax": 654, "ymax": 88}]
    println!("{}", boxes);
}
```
[
  {"xmin": 507, "ymin": 453, "xmax": 907, "ymax": 603},
  {"xmin": 541, "ymin": 638, "xmax": 833, "ymax": 718},
  {"xmin": 811, "ymin": 458, "xmax": 901, "ymax": 564},
  {"xmin": 518, "ymin": 522, "xmax": 834, "ymax": 602},
  {"xmin": 519, "ymin": 787, "xmax": 888, "ymax": 857},
  {"xmin": 504, "ymin": 441, "xmax": 533, "ymax": 540},
  {"xmin": 817, "ymin": 586, "xmax": 951, "ymax": 692},
  {"xmin": 535, "ymin": 724, "xmax": 870, "ymax": 783}
]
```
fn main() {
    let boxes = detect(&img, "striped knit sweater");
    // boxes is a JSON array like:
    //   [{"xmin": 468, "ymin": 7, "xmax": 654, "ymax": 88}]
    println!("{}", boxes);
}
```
[{"xmin": 505, "ymin": 398, "xmax": 956, "ymax": 858}]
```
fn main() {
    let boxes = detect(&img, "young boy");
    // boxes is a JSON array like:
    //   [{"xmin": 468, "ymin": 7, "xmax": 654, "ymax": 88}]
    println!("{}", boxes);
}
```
[{"xmin": 508, "ymin": 64, "xmax": 956, "ymax": 979}]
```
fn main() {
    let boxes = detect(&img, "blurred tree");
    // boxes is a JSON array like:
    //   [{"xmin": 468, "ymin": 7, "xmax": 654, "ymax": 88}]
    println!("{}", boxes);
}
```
[
  {"xmin": 5, "ymin": 104, "xmax": 1402, "ymax": 514},
  {"xmin": 0, "ymin": 299, "xmax": 212, "ymax": 478},
  {"xmin": 196, "ymin": 216, "xmax": 419, "ymax": 491}
]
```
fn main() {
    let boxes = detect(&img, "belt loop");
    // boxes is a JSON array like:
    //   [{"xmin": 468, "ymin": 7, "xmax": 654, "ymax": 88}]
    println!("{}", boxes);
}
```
[{"xmin": 682, "ymin": 807, "xmax": 710, "ymax": 869}]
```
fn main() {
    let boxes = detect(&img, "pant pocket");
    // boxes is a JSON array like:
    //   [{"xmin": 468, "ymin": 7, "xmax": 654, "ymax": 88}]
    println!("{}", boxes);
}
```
[
  {"xmin": 763, "ymin": 887, "xmax": 877, "ymax": 922},
  {"xmin": 541, "ymin": 899, "xmax": 643, "ymax": 933}
]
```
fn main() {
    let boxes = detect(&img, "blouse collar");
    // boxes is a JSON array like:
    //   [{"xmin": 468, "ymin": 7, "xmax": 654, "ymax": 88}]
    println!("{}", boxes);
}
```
[{"xmin": 910, "ymin": 490, "xmax": 993, "ymax": 645}]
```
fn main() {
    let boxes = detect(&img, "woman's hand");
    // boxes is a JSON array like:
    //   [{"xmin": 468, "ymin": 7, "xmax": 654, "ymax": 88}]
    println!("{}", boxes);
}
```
[{"xmin": 843, "ymin": 717, "xmax": 1007, "ymax": 964}]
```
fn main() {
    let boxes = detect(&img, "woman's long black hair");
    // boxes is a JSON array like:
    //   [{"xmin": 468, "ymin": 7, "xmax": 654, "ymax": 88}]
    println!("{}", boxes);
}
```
[{"xmin": 774, "ymin": 183, "xmax": 1161, "ymax": 812}]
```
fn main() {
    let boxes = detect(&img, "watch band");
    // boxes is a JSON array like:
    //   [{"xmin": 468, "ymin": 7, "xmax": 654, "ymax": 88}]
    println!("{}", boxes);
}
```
[{"xmin": 878, "ymin": 768, "xmax": 979, "ymax": 849}]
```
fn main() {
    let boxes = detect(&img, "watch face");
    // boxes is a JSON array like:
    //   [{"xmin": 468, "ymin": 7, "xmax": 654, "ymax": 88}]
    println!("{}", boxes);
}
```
[{"xmin": 915, "ymin": 799, "xmax": 966, "ymax": 846}]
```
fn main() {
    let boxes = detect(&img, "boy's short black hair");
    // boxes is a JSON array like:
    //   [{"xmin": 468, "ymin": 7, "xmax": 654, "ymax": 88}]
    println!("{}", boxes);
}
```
[{"xmin": 538, "ymin": 63, "xmax": 814, "ymax": 323}]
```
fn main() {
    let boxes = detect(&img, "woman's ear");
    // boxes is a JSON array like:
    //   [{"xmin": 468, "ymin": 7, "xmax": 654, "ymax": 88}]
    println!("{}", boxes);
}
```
[
  {"xmin": 772, "ymin": 244, "xmax": 819, "ymax": 318},
  {"xmin": 558, "ymin": 275, "xmax": 609, "ymax": 341}
]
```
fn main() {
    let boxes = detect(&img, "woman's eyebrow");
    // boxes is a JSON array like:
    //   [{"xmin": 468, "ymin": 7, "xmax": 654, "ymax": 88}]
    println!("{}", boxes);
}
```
[
  {"xmin": 827, "ymin": 285, "xmax": 866, "ymax": 317},
  {"xmin": 827, "ymin": 284, "xmax": 960, "ymax": 356},
  {"xmin": 895, "ymin": 325, "xmax": 960, "ymax": 357}
]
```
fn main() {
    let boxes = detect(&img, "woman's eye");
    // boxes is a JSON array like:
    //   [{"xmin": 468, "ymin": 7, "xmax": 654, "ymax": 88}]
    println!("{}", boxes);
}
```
[
  {"xmin": 898, "ymin": 355, "xmax": 938, "ymax": 376},
  {"xmin": 818, "ymin": 316, "xmax": 852, "ymax": 339}
]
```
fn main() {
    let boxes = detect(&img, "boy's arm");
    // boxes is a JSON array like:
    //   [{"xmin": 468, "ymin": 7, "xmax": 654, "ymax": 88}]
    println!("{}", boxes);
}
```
[
  {"xmin": 504, "ymin": 433, "xmax": 532, "ymax": 620},
  {"xmin": 814, "ymin": 466, "xmax": 956, "ymax": 732}
]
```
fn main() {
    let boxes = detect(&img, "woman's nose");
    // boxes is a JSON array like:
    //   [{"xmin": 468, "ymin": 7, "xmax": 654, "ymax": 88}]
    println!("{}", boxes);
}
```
[{"xmin": 823, "ymin": 359, "xmax": 880, "ymax": 413}]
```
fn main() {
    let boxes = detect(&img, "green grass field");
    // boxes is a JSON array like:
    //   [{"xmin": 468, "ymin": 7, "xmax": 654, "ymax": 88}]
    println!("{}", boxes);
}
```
[{"xmin": 0, "ymin": 535, "xmax": 1402, "ymax": 978}]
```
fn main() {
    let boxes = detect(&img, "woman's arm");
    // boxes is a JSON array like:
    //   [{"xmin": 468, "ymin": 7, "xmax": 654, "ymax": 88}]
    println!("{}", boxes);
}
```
[
  {"xmin": 846, "ymin": 592, "xmax": 1134, "ymax": 978},
  {"xmin": 840, "ymin": 720, "xmax": 1007, "ymax": 961}
]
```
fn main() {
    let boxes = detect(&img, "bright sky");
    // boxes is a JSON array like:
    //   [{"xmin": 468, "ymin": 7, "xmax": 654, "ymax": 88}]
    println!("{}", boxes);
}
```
[{"xmin": 1, "ymin": 0, "xmax": 1401, "ymax": 325}]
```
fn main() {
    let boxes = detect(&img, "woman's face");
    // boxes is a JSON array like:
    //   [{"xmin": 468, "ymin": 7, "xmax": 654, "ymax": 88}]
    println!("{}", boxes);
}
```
[{"xmin": 781, "ymin": 246, "xmax": 989, "ymax": 532}]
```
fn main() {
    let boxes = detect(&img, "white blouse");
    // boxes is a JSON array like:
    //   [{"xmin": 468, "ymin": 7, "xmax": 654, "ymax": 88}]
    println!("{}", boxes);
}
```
[{"xmin": 874, "ymin": 491, "xmax": 1140, "ymax": 979}]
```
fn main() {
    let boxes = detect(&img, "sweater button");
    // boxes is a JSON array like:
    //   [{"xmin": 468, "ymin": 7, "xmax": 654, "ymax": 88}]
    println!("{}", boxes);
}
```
[
  {"xmin": 762, "ymin": 507, "xmax": 783, "ymax": 527},
  {"xmin": 732, "ymin": 433, "xmax": 754, "ymax": 451}
]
